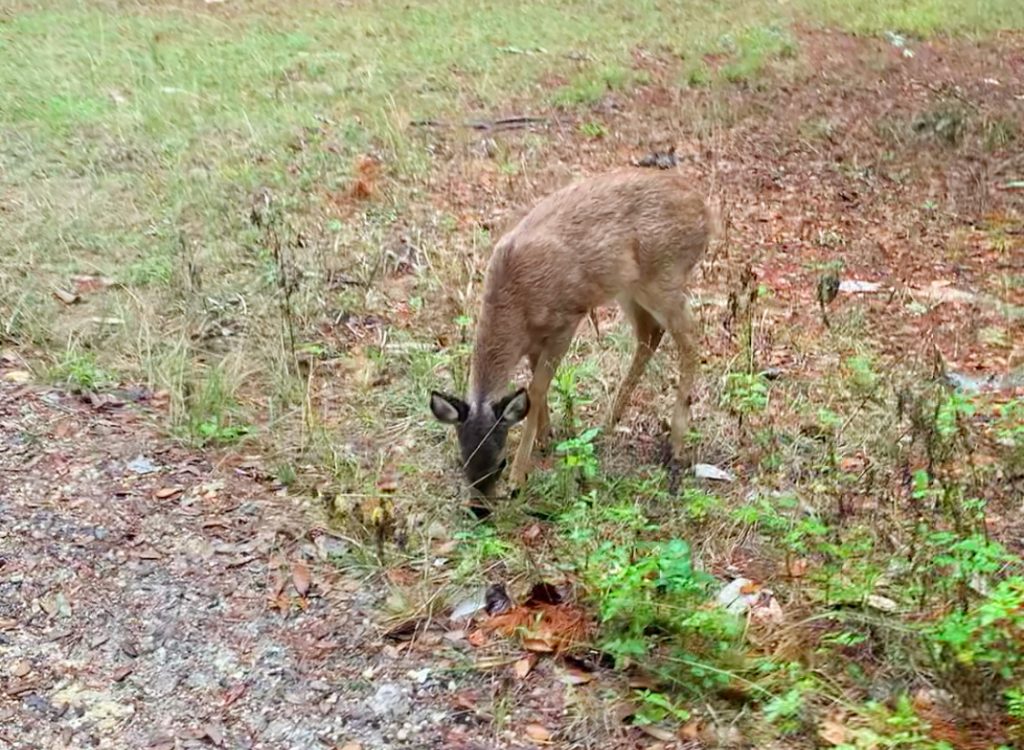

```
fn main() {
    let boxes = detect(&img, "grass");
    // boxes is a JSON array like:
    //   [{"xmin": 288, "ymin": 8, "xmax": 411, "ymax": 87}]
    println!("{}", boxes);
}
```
[{"xmin": 3, "ymin": 0, "xmax": 1024, "ymax": 746}]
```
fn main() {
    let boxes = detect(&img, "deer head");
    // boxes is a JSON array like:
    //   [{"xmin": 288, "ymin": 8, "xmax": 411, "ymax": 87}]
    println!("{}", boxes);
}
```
[{"xmin": 430, "ymin": 388, "xmax": 530, "ymax": 498}]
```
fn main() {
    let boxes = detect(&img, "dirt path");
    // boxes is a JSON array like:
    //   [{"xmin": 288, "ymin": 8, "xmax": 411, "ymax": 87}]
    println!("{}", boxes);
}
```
[{"xmin": 0, "ymin": 381, "xmax": 510, "ymax": 750}]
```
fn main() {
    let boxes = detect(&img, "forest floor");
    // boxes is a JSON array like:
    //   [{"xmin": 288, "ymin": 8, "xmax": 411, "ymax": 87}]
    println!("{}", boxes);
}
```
[{"xmin": 2, "ymin": 3, "xmax": 1024, "ymax": 749}]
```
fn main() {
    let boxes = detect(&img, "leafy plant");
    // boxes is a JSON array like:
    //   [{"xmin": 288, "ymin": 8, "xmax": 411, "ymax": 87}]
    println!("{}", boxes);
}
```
[
  {"xmin": 555, "ymin": 426, "xmax": 601, "ymax": 485},
  {"xmin": 722, "ymin": 371, "xmax": 769, "ymax": 419}
]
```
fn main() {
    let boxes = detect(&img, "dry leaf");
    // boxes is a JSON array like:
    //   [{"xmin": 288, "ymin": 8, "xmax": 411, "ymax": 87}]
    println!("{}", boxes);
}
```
[
  {"xmin": 638, "ymin": 724, "xmax": 676, "ymax": 741},
  {"xmin": 376, "ymin": 467, "xmax": 400, "ymax": 493},
  {"xmin": 523, "ymin": 723, "xmax": 552, "ymax": 742},
  {"xmin": 522, "ymin": 636, "xmax": 556, "ymax": 653},
  {"xmin": 512, "ymin": 654, "xmax": 536, "ymax": 679},
  {"xmin": 561, "ymin": 665, "xmax": 594, "ymax": 685},
  {"xmin": 680, "ymin": 719, "xmax": 703, "ymax": 739},
  {"xmin": 818, "ymin": 717, "xmax": 851, "ymax": 745},
  {"xmin": 788, "ymin": 558, "xmax": 810, "ymax": 577},
  {"xmin": 2, "ymin": 370, "xmax": 31, "ymax": 384},
  {"xmin": 9, "ymin": 660, "xmax": 31, "ymax": 678},
  {"xmin": 52, "ymin": 287, "xmax": 79, "ymax": 305},
  {"xmin": 467, "ymin": 630, "xmax": 488, "ymax": 647},
  {"xmin": 291, "ymin": 561, "xmax": 311, "ymax": 596},
  {"xmin": 53, "ymin": 421, "xmax": 74, "ymax": 438},
  {"xmin": 338, "ymin": 744, "xmax": 363, "ymax": 750},
  {"xmin": 521, "ymin": 522, "xmax": 544, "ymax": 544},
  {"xmin": 111, "ymin": 665, "xmax": 134, "ymax": 682},
  {"xmin": 154, "ymin": 487, "xmax": 182, "ymax": 500}
]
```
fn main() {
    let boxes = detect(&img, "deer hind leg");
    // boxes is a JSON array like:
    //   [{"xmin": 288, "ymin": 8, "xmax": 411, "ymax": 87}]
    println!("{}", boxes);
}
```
[
  {"xmin": 607, "ymin": 300, "xmax": 665, "ymax": 432},
  {"xmin": 509, "ymin": 333, "xmax": 574, "ymax": 489},
  {"xmin": 665, "ymin": 297, "xmax": 698, "ymax": 464}
]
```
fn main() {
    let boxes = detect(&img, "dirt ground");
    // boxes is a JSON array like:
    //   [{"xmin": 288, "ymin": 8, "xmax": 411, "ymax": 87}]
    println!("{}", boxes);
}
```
[{"xmin": 0, "ymin": 379, "xmax": 528, "ymax": 750}]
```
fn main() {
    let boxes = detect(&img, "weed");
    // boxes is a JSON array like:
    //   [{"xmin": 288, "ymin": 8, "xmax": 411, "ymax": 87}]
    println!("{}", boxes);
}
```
[
  {"xmin": 578, "ymin": 121, "xmax": 606, "ymax": 139},
  {"xmin": 718, "ymin": 25, "xmax": 797, "ymax": 83},
  {"xmin": 50, "ymin": 351, "xmax": 109, "ymax": 393}
]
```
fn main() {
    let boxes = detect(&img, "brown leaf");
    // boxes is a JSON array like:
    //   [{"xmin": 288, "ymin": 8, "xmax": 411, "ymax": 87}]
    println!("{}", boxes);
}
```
[
  {"xmin": 338, "ymin": 744, "xmax": 363, "ymax": 750},
  {"xmin": 512, "ymin": 654, "xmax": 537, "ymax": 679},
  {"xmin": 291, "ymin": 561, "xmax": 311, "ymax": 596},
  {"xmin": 522, "ymin": 636, "xmax": 556, "ymax": 653},
  {"xmin": 523, "ymin": 723, "xmax": 552, "ymax": 742},
  {"xmin": 52, "ymin": 287, "xmax": 79, "ymax": 305},
  {"xmin": 53, "ymin": 421, "xmax": 75, "ymax": 439},
  {"xmin": 154, "ymin": 487, "xmax": 183, "ymax": 500},
  {"xmin": 466, "ymin": 630, "xmax": 488, "ymax": 647},
  {"xmin": 818, "ymin": 717, "xmax": 851, "ymax": 746},
  {"xmin": 521, "ymin": 522, "xmax": 544, "ymax": 545},
  {"xmin": 560, "ymin": 664, "xmax": 594, "ymax": 685},
  {"xmin": 681, "ymin": 719, "xmax": 703, "ymax": 739},
  {"xmin": 222, "ymin": 683, "xmax": 247, "ymax": 707},
  {"xmin": 788, "ymin": 558, "xmax": 810, "ymax": 578},
  {"xmin": 71, "ymin": 275, "xmax": 115, "ymax": 294},
  {"xmin": 9, "ymin": 660, "xmax": 31, "ymax": 678},
  {"xmin": 111, "ymin": 665, "xmax": 134, "ymax": 682}
]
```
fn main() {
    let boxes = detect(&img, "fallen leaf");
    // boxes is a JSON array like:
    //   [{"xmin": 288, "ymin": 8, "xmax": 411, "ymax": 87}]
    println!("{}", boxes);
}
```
[
  {"xmin": 111, "ymin": 665, "xmax": 134, "ymax": 682},
  {"xmin": 839, "ymin": 279, "xmax": 882, "ymax": 294},
  {"xmin": 2, "ymin": 370, "xmax": 31, "ymax": 384},
  {"xmin": 376, "ymin": 466, "xmax": 400, "ymax": 493},
  {"xmin": 866, "ymin": 594, "xmax": 898, "ymax": 613},
  {"xmin": 788, "ymin": 558, "xmax": 810, "ymax": 578},
  {"xmin": 467, "ymin": 630, "xmax": 488, "ymax": 647},
  {"xmin": 524, "ymin": 723, "xmax": 552, "ymax": 742},
  {"xmin": 484, "ymin": 583, "xmax": 513, "ymax": 615},
  {"xmin": 637, "ymin": 724, "xmax": 676, "ymax": 741},
  {"xmin": 339, "ymin": 744, "xmax": 363, "ymax": 750},
  {"xmin": 53, "ymin": 421, "xmax": 74, "ymax": 438},
  {"xmin": 521, "ymin": 523, "xmax": 544, "ymax": 544},
  {"xmin": 9, "ymin": 660, "xmax": 31, "ymax": 678},
  {"xmin": 524, "ymin": 582, "xmax": 566, "ymax": 606},
  {"xmin": 522, "ymin": 637, "xmax": 556, "ymax": 653},
  {"xmin": 818, "ymin": 716, "xmax": 852, "ymax": 745},
  {"xmin": 126, "ymin": 455, "xmax": 158, "ymax": 475},
  {"xmin": 561, "ymin": 664, "xmax": 595, "ymax": 685},
  {"xmin": 681, "ymin": 719, "xmax": 703, "ymax": 739},
  {"xmin": 154, "ymin": 487, "xmax": 182, "ymax": 500},
  {"xmin": 694, "ymin": 463, "xmax": 736, "ymax": 482},
  {"xmin": 52, "ymin": 287, "xmax": 79, "ymax": 305},
  {"xmin": 221, "ymin": 683, "xmax": 247, "ymax": 707},
  {"xmin": 512, "ymin": 654, "xmax": 537, "ymax": 679},
  {"xmin": 291, "ymin": 561, "xmax": 311, "ymax": 596},
  {"xmin": 450, "ymin": 590, "xmax": 488, "ymax": 622}
]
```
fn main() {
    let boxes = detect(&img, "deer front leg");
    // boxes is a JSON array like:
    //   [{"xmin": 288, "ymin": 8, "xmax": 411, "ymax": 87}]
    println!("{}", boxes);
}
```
[
  {"xmin": 509, "ymin": 335, "xmax": 573, "ymax": 489},
  {"xmin": 667, "ymin": 300, "xmax": 698, "ymax": 466}
]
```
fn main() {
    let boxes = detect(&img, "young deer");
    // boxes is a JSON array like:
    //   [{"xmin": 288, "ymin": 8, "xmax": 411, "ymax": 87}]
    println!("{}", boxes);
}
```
[{"xmin": 430, "ymin": 169, "xmax": 715, "ymax": 499}]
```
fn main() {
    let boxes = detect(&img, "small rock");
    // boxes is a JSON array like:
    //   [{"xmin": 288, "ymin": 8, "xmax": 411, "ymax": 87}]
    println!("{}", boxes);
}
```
[
  {"xmin": 126, "ymin": 455, "xmax": 157, "ymax": 476},
  {"xmin": 9, "ymin": 659, "xmax": 32, "ymax": 678},
  {"xmin": 367, "ymin": 683, "xmax": 410, "ymax": 720}
]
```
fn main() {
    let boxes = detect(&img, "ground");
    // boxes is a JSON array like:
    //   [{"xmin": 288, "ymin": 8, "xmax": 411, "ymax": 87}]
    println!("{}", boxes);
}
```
[{"xmin": 2, "ymin": 1, "xmax": 1024, "ymax": 749}]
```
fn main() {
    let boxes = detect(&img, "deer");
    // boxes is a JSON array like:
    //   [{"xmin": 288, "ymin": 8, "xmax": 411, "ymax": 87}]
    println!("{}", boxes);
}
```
[{"xmin": 430, "ymin": 168, "xmax": 717, "ymax": 500}]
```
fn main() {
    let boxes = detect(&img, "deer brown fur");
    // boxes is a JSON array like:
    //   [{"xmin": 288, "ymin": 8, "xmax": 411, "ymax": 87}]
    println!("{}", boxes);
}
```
[{"xmin": 431, "ymin": 168, "xmax": 716, "ymax": 499}]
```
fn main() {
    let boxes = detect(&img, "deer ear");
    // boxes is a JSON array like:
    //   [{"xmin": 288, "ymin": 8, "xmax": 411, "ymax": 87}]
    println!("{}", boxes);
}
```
[
  {"xmin": 494, "ymin": 388, "xmax": 529, "ymax": 425},
  {"xmin": 430, "ymin": 391, "xmax": 469, "ymax": 424}
]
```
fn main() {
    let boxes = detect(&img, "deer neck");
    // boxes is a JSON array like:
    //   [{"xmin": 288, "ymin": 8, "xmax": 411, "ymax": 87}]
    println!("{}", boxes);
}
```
[{"xmin": 468, "ymin": 294, "xmax": 526, "ymax": 405}]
